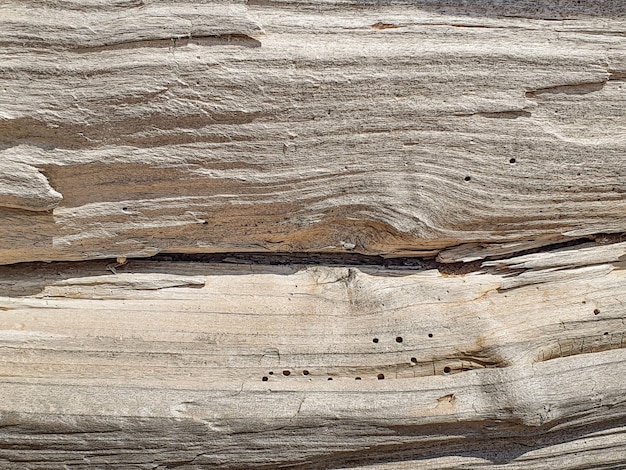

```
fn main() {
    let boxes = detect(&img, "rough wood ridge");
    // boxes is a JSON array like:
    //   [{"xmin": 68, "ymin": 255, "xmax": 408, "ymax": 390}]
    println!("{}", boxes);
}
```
[{"xmin": 1, "ymin": 0, "xmax": 625, "ymax": 468}]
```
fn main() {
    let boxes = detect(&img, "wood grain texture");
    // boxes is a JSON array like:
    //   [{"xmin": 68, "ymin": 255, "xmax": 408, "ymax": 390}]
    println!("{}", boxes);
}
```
[
  {"xmin": 0, "ymin": 241, "xmax": 625, "ymax": 468},
  {"xmin": 2, "ymin": 1, "xmax": 626, "ymax": 468},
  {"xmin": 1, "ymin": 0, "xmax": 625, "ymax": 264}
]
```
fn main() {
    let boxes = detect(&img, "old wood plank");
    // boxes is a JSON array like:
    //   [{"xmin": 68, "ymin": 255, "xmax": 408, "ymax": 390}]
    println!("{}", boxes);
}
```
[
  {"xmin": 1, "ymin": 1, "xmax": 625, "ymax": 264},
  {"xmin": 0, "ymin": 242, "xmax": 624, "ymax": 467}
]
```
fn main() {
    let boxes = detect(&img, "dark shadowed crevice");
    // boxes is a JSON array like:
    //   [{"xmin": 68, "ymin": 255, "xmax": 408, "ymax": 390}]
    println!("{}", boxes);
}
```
[{"xmin": 72, "ymin": 34, "xmax": 262, "ymax": 53}]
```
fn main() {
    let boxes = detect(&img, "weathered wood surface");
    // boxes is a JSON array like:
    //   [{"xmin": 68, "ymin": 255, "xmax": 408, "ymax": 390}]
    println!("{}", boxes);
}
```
[
  {"xmin": 0, "ymin": 240, "xmax": 625, "ymax": 468},
  {"xmin": 2, "ymin": 0, "xmax": 626, "ymax": 468},
  {"xmin": 1, "ymin": 0, "xmax": 626, "ymax": 264}
]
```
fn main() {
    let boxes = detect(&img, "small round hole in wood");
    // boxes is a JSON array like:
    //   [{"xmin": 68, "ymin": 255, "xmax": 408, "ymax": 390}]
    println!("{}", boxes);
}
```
[
  {"xmin": 594, "ymin": 309, "xmax": 600, "ymax": 315},
  {"xmin": 395, "ymin": 336, "xmax": 403, "ymax": 343},
  {"xmin": 262, "ymin": 377, "xmax": 268, "ymax": 382},
  {"xmin": 464, "ymin": 176, "xmax": 471, "ymax": 182},
  {"xmin": 372, "ymin": 338, "xmax": 379, "ymax": 343},
  {"xmin": 302, "ymin": 370, "xmax": 310, "ymax": 376},
  {"xmin": 443, "ymin": 366, "xmax": 451, "ymax": 374},
  {"xmin": 377, "ymin": 373, "xmax": 385, "ymax": 380},
  {"xmin": 283, "ymin": 370, "xmax": 291, "ymax": 376}
]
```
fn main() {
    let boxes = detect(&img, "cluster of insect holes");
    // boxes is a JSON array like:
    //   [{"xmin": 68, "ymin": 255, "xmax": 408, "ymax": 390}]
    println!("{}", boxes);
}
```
[
  {"xmin": 262, "ymin": 304, "xmax": 610, "ymax": 381},
  {"xmin": 261, "ymin": 333, "xmax": 448, "ymax": 382},
  {"xmin": 464, "ymin": 158, "xmax": 517, "ymax": 182}
]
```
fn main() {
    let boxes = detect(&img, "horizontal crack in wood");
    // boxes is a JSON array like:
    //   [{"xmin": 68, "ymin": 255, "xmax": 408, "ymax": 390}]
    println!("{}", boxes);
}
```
[{"xmin": 71, "ymin": 34, "xmax": 262, "ymax": 53}]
